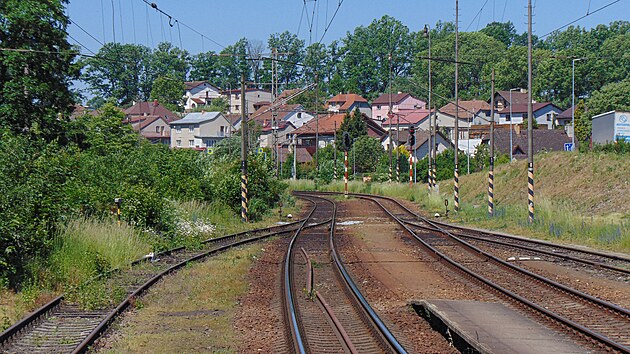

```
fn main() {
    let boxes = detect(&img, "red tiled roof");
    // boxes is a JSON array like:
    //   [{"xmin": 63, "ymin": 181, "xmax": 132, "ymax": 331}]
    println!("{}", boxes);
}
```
[
  {"xmin": 372, "ymin": 93, "xmax": 411, "ymax": 105},
  {"xmin": 292, "ymin": 113, "xmax": 346, "ymax": 135},
  {"xmin": 124, "ymin": 100, "xmax": 177, "ymax": 122},
  {"xmin": 382, "ymin": 109, "xmax": 433, "ymax": 126},
  {"xmin": 251, "ymin": 104, "xmax": 302, "ymax": 125},
  {"xmin": 278, "ymin": 147, "xmax": 313, "ymax": 163},
  {"xmin": 327, "ymin": 93, "xmax": 368, "ymax": 110},
  {"xmin": 191, "ymin": 98, "xmax": 206, "ymax": 104},
  {"xmin": 276, "ymin": 89, "xmax": 300, "ymax": 102},
  {"xmin": 293, "ymin": 113, "xmax": 386, "ymax": 138},
  {"xmin": 439, "ymin": 100, "xmax": 491, "ymax": 119},
  {"xmin": 221, "ymin": 88, "xmax": 271, "ymax": 94}
]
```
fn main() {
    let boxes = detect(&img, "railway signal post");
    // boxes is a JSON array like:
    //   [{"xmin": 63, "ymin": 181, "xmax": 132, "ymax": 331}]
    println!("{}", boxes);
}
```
[
  {"xmin": 343, "ymin": 132, "xmax": 350, "ymax": 198},
  {"xmin": 240, "ymin": 74, "xmax": 249, "ymax": 222}
]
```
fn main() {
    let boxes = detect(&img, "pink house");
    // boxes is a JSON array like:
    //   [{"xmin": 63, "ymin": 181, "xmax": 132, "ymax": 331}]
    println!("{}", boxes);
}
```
[{"xmin": 371, "ymin": 92, "xmax": 426, "ymax": 122}]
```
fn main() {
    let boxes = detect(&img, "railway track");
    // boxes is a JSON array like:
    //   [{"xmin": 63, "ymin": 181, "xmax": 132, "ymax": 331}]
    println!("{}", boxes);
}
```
[
  {"xmin": 308, "ymin": 191, "xmax": 630, "ymax": 353},
  {"xmin": 284, "ymin": 193, "xmax": 406, "ymax": 353},
  {"xmin": 0, "ymin": 220, "xmax": 306, "ymax": 354},
  {"xmin": 411, "ymin": 219, "xmax": 630, "ymax": 279}
]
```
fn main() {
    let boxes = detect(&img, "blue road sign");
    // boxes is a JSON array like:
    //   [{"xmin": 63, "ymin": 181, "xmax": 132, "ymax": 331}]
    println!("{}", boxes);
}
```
[{"xmin": 564, "ymin": 143, "xmax": 573, "ymax": 151}]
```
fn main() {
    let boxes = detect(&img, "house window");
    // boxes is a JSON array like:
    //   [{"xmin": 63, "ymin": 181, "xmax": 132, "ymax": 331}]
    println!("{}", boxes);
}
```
[
  {"xmin": 176, "ymin": 126, "xmax": 181, "ymax": 133},
  {"xmin": 155, "ymin": 126, "xmax": 160, "ymax": 133},
  {"xmin": 176, "ymin": 140, "xmax": 181, "ymax": 147},
  {"xmin": 189, "ymin": 140, "xmax": 194, "ymax": 147},
  {"xmin": 377, "ymin": 115, "xmax": 382, "ymax": 120},
  {"xmin": 235, "ymin": 105, "xmax": 240, "ymax": 111},
  {"xmin": 505, "ymin": 114, "xmax": 511, "ymax": 122},
  {"xmin": 297, "ymin": 112, "xmax": 302, "ymax": 119},
  {"xmin": 220, "ymin": 126, "xmax": 225, "ymax": 136},
  {"xmin": 189, "ymin": 125, "xmax": 194, "ymax": 132},
  {"xmin": 377, "ymin": 105, "xmax": 382, "ymax": 110}
]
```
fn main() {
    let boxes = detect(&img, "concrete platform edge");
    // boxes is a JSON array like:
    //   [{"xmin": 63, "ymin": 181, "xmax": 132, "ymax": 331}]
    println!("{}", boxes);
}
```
[{"xmin": 411, "ymin": 300, "xmax": 489, "ymax": 354}]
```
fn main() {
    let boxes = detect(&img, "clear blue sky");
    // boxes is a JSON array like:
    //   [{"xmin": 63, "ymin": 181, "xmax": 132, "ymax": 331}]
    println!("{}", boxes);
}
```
[{"xmin": 66, "ymin": 0, "xmax": 628, "ymax": 56}]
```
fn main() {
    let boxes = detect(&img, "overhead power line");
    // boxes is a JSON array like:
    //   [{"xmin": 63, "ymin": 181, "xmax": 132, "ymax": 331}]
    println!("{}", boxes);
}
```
[
  {"xmin": 540, "ymin": 0, "xmax": 621, "ymax": 38},
  {"xmin": 318, "ymin": 0, "xmax": 344, "ymax": 44},
  {"xmin": 139, "ymin": 0, "xmax": 225, "ymax": 49}
]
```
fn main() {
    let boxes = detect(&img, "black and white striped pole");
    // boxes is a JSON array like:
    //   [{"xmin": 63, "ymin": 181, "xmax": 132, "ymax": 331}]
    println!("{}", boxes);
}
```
[
  {"xmin": 488, "ymin": 68, "xmax": 495, "ymax": 217},
  {"xmin": 453, "ymin": 0, "xmax": 460, "ymax": 212},
  {"xmin": 527, "ymin": 0, "xmax": 535, "ymax": 223},
  {"xmin": 240, "ymin": 74, "xmax": 249, "ymax": 222}
]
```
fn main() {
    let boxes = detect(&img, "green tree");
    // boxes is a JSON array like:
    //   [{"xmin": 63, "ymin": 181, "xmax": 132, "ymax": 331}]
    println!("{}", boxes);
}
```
[
  {"xmin": 189, "ymin": 51, "xmax": 219, "ymax": 82},
  {"xmin": 72, "ymin": 103, "xmax": 139, "ymax": 155},
  {"xmin": 215, "ymin": 38, "xmax": 251, "ymax": 89},
  {"xmin": 149, "ymin": 42, "xmax": 190, "ymax": 81},
  {"xmin": 267, "ymin": 31, "xmax": 305, "ymax": 86},
  {"xmin": 150, "ymin": 76, "xmax": 185, "ymax": 112},
  {"xmin": 351, "ymin": 136, "xmax": 385, "ymax": 173},
  {"xmin": 480, "ymin": 21, "xmax": 517, "ymax": 47},
  {"xmin": 81, "ymin": 43, "xmax": 152, "ymax": 105},
  {"xmin": 0, "ymin": 0, "xmax": 78, "ymax": 140},
  {"xmin": 587, "ymin": 79, "xmax": 630, "ymax": 117},
  {"xmin": 340, "ymin": 15, "xmax": 413, "ymax": 99},
  {"xmin": 338, "ymin": 108, "xmax": 368, "ymax": 149}
]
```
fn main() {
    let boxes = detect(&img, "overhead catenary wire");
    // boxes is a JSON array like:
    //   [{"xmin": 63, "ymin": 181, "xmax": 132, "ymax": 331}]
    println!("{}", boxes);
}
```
[
  {"xmin": 69, "ymin": 19, "xmax": 105, "ymax": 47},
  {"xmin": 466, "ymin": 0, "xmax": 490, "ymax": 32},
  {"xmin": 540, "ymin": 0, "xmax": 621, "ymax": 38}
]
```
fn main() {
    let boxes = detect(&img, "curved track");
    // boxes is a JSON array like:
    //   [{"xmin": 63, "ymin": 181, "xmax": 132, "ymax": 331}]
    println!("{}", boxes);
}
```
[
  {"xmin": 308, "ymin": 191, "xmax": 630, "ymax": 353},
  {"xmin": 0, "ymin": 221, "xmax": 305, "ymax": 354},
  {"xmin": 284, "ymin": 193, "xmax": 406, "ymax": 353}
]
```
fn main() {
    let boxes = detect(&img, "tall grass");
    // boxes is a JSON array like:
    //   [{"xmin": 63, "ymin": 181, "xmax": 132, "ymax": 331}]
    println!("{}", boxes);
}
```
[
  {"xmin": 287, "ymin": 176, "xmax": 630, "ymax": 254},
  {"xmin": 49, "ymin": 219, "xmax": 152, "ymax": 287}
]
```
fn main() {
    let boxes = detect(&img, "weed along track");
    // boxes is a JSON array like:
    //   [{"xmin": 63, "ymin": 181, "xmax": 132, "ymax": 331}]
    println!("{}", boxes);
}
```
[
  {"xmin": 285, "ymin": 193, "xmax": 406, "ymax": 353},
  {"xmin": 0, "ymin": 221, "xmax": 306, "ymax": 354},
  {"xmin": 307, "ymin": 191, "xmax": 630, "ymax": 353}
]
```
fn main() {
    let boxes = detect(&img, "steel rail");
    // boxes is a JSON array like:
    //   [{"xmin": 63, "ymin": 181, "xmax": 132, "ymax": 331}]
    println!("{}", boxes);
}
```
[
  {"xmin": 283, "ymin": 197, "xmax": 318, "ymax": 354},
  {"xmin": 297, "ymin": 192, "xmax": 408, "ymax": 353},
  {"xmin": 1, "ymin": 220, "xmax": 310, "ymax": 353},
  {"xmin": 405, "ymin": 221, "xmax": 630, "ymax": 275},
  {"xmin": 342, "ymin": 192, "xmax": 630, "ymax": 353}
]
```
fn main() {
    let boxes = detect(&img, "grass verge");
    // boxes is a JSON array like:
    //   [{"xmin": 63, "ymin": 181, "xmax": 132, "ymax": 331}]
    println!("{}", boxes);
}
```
[{"xmin": 98, "ymin": 245, "xmax": 261, "ymax": 353}]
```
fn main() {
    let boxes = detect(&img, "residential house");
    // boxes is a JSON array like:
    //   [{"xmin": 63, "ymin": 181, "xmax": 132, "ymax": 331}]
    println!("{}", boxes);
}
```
[
  {"xmin": 592, "ymin": 111, "xmax": 630, "ymax": 144},
  {"xmin": 124, "ymin": 100, "xmax": 178, "ymax": 144},
  {"xmin": 382, "ymin": 110, "xmax": 433, "ymax": 131},
  {"xmin": 169, "ymin": 112, "xmax": 232, "ymax": 149},
  {"xmin": 436, "ymin": 100, "xmax": 491, "ymax": 141},
  {"xmin": 278, "ymin": 146, "xmax": 314, "ymax": 164},
  {"xmin": 259, "ymin": 121, "xmax": 297, "ymax": 148},
  {"xmin": 496, "ymin": 102, "xmax": 563, "ymax": 129},
  {"xmin": 131, "ymin": 116, "xmax": 172, "ymax": 145},
  {"xmin": 480, "ymin": 126, "xmax": 572, "ymax": 158},
  {"xmin": 291, "ymin": 113, "xmax": 386, "ymax": 148},
  {"xmin": 221, "ymin": 88, "xmax": 272, "ymax": 116},
  {"xmin": 371, "ymin": 92, "xmax": 426, "ymax": 122},
  {"xmin": 326, "ymin": 93, "xmax": 372, "ymax": 118},
  {"xmin": 251, "ymin": 103, "xmax": 314, "ymax": 148},
  {"xmin": 556, "ymin": 105, "xmax": 586, "ymax": 138},
  {"xmin": 184, "ymin": 81, "xmax": 222, "ymax": 111},
  {"xmin": 492, "ymin": 89, "xmax": 529, "ymax": 111},
  {"xmin": 407, "ymin": 129, "xmax": 454, "ymax": 161}
]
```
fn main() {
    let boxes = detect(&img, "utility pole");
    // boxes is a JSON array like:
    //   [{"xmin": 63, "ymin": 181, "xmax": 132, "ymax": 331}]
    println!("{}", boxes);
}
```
[
  {"xmin": 315, "ymin": 72, "xmax": 319, "ymax": 171},
  {"xmin": 334, "ymin": 121, "xmax": 337, "ymax": 180},
  {"xmin": 527, "ymin": 0, "xmax": 535, "ymax": 223},
  {"xmin": 388, "ymin": 52, "xmax": 393, "ymax": 183},
  {"xmin": 454, "ymin": 0, "xmax": 460, "ymax": 212},
  {"xmin": 240, "ymin": 75, "xmax": 248, "ymax": 222},
  {"xmin": 292, "ymin": 134, "xmax": 297, "ymax": 180},
  {"xmin": 488, "ymin": 68, "xmax": 495, "ymax": 217},
  {"xmin": 424, "ymin": 24, "xmax": 433, "ymax": 190},
  {"xmin": 396, "ymin": 114, "xmax": 400, "ymax": 183},
  {"xmin": 272, "ymin": 47, "xmax": 279, "ymax": 177}
]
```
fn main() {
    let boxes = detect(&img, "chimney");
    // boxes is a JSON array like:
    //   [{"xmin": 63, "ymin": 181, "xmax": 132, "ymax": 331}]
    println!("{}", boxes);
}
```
[{"xmin": 153, "ymin": 99, "xmax": 159, "ymax": 107}]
